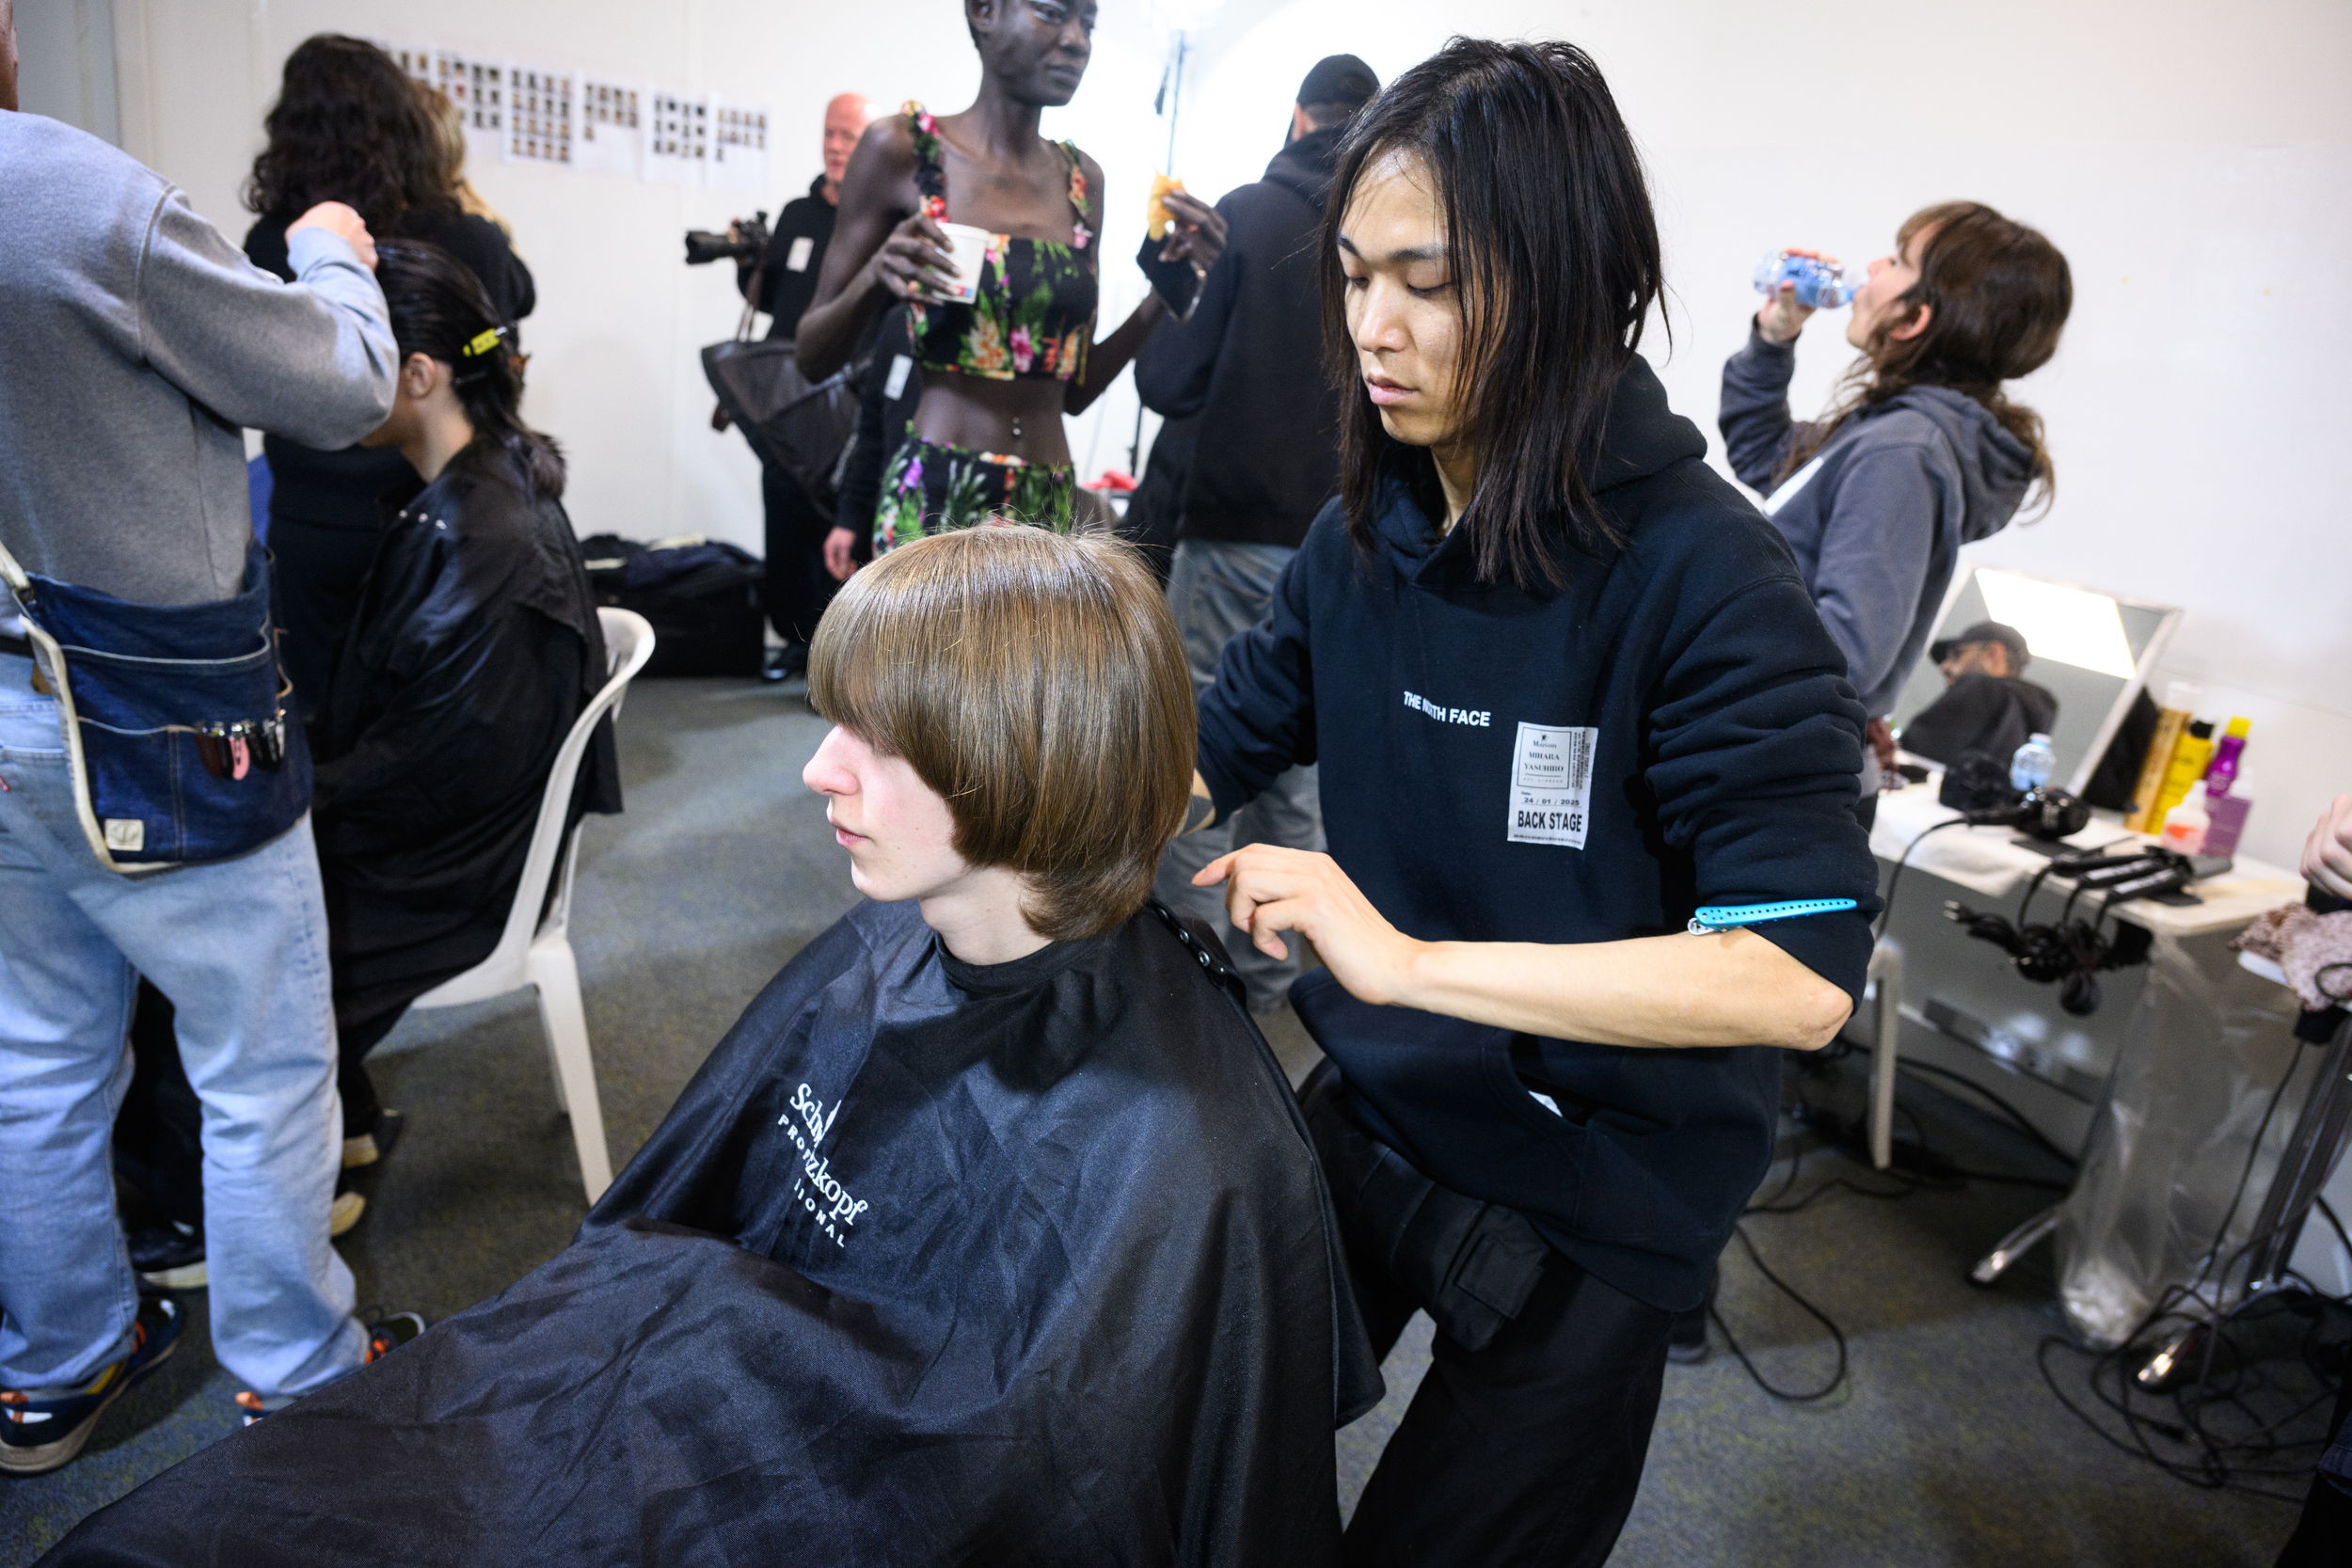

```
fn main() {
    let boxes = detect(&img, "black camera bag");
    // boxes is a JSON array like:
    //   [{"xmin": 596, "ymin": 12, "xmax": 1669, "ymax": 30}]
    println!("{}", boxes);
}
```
[
  {"xmin": 701, "ymin": 256, "xmax": 866, "ymax": 519},
  {"xmin": 580, "ymin": 535, "xmax": 764, "ymax": 678}
]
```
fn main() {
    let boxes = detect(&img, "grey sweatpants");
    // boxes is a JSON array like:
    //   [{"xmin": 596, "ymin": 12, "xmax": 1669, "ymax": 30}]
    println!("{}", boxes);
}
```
[{"xmin": 1152, "ymin": 538, "xmax": 1324, "ymax": 1013}]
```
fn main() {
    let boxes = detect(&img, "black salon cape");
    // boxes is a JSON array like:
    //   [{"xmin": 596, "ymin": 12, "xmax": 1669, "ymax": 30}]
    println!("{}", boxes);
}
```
[
  {"xmin": 308, "ymin": 441, "xmax": 622, "ymax": 1053},
  {"xmin": 43, "ymin": 901, "xmax": 1380, "ymax": 1567}
]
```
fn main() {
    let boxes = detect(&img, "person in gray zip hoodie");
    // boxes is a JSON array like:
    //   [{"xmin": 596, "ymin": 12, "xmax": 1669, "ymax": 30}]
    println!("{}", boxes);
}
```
[
  {"xmin": 1, "ymin": 5, "xmax": 422, "ymax": 1476},
  {"xmin": 1720, "ymin": 200, "xmax": 2072, "ymax": 820}
]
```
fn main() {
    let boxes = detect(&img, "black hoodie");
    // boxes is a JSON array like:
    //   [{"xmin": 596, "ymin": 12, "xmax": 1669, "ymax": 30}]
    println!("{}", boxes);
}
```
[
  {"xmin": 1196, "ymin": 357, "xmax": 1882, "ymax": 1310},
  {"xmin": 1133, "ymin": 127, "xmax": 1343, "ymax": 549}
]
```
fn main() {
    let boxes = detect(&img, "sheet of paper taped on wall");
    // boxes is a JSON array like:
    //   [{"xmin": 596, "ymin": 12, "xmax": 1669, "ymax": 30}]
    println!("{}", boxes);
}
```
[
  {"xmin": 710, "ymin": 101, "xmax": 771, "ymax": 194},
  {"xmin": 506, "ymin": 65, "xmax": 575, "ymax": 166},
  {"xmin": 372, "ymin": 39, "xmax": 766, "ymax": 191}
]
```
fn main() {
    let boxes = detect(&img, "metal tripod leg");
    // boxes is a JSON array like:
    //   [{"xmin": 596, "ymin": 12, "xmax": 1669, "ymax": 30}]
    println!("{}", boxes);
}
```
[{"xmin": 1972, "ymin": 1204, "xmax": 2061, "ymax": 1285}]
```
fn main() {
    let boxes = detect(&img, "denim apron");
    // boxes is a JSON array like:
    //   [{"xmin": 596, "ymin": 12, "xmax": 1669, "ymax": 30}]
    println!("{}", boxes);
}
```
[{"xmin": 0, "ymin": 538, "xmax": 309, "ymax": 872}]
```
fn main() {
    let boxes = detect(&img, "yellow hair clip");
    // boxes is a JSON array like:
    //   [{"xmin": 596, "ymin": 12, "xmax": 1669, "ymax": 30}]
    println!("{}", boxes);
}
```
[{"xmin": 460, "ymin": 326, "xmax": 506, "ymax": 358}]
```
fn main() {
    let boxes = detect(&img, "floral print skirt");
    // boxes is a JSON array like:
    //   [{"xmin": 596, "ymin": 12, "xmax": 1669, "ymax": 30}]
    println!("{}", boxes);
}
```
[{"xmin": 872, "ymin": 435, "xmax": 1077, "ymax": 556}]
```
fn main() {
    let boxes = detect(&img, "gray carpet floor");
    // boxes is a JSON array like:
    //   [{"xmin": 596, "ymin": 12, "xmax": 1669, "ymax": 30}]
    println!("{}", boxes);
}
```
[{"xmin": 0, "ymin": 677, "xmax": 2316, "ymax": 1564}]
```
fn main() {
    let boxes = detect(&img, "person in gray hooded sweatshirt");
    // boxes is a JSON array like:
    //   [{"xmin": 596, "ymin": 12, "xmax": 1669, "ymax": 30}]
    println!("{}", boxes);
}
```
[{"xmin": 1720, "ymin": 200, "xmax": 2072, "ymax": 829}]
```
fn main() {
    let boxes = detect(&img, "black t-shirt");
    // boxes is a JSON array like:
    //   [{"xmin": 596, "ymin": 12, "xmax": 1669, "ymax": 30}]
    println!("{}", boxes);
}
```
[{"xmin": 739, "ymin": 177, "xmax": 838, "ymax": 341}]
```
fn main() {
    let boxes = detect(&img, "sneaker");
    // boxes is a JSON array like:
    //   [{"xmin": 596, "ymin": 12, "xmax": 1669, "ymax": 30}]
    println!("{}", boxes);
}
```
[
  {"xmin": 0, "ymin": 1297, "xmax": 183, "ymax": 1474},
  {"xmin": 128, "ymin": 1219, "xmax": 208, "ymax": 1291},
  {"xmin": 1666, "ymin": 1265, "xmax": 1719, "ymax": 1366},
  {"xmin": 761, "ymin": 642, "xmax": 808, "ymax": 683},
  {"xmin": 342, "ymin": 1107, "xmax": 405, "ymax": 1168},
  {"xmin": 128, "ymin": 1193, "xmax": 363, "ymax": 1293},
  {"xmin": 234, "ymin": 1310, "xmax": 427, "ymax": 1426},
  {"xmin": 1665, "ymin": 1305, "xmax": 1709, "ymax": 1364}
]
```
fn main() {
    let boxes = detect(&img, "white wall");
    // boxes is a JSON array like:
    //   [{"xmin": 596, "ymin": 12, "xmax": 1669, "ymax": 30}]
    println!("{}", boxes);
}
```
[{"xmin": 50, "ymin": 0, "xmax": 2352, "ymax": 867}]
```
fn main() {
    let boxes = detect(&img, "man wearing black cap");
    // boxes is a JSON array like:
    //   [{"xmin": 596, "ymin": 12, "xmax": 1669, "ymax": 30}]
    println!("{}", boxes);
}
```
[
  {"xmin": 1136, "ymin": 54, "xmax": 1380, "ymax": 1013},
  {"xmin": 1899, "ymin": 619, "xmax": 2060, "ymax": 766}
]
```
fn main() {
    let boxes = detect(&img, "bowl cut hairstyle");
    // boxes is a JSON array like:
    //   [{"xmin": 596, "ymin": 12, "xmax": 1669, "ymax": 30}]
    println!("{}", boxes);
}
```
[
  {"xmin": 807, "ymin": 526, "xmax": 1194, "ymax": 942},
  {"xmin": 1322, "ymin": 37, "xmax": 1663, "ymax": 592}
]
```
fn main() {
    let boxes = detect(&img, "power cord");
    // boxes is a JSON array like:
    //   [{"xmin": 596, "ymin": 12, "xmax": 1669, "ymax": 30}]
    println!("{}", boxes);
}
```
[
  {"xmin": 2031, "ymin": 1044, "xmax": 2352, "ymax": 1498},
  {"xmin": 1875, "ymin": 817, "xmax": 1969, "ymax": 940},
  {"xmin": 1709, "ymin": 1065, "xmax": 2074, "ymax": 1405}
]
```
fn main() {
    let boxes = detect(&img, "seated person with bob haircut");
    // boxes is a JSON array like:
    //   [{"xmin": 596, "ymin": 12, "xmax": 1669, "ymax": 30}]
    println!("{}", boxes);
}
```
[{"xmin": 44, "ymin": 526, "xmax": 1381, "ymax": 1568}]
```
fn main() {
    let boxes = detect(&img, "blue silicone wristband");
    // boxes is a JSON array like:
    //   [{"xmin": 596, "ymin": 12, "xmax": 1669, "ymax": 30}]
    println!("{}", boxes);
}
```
[{"xmin": 1686, "ymin": 898, "xmax": 1859, "ymax": 935}]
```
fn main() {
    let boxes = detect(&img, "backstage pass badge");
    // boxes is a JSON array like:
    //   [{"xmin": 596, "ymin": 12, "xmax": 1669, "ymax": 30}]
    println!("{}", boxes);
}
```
[{"xmin": 1508, "ymin": 722, "xmax": 1597, "ymax": 848}]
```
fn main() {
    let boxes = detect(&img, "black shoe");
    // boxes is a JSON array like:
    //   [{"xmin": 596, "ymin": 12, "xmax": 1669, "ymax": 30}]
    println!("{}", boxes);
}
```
[
  {"xmin": 0, "ymin": 1297, "xmax": 183, "ymax": 1474},
  {"xmin": 1667, "ymin": 1265, "xmax": 1717, "ymax": 1365},
  {"xmin": 235, "ymin": 1310, "xmax": 427, "ymax": 1426},
  {"xmin": 761, "ymin": 642, "xmax": 808, "ymax": 683},
  {"xmin": 128, "ymin": 1219, "xmax": 208, "ymax": 1291}
]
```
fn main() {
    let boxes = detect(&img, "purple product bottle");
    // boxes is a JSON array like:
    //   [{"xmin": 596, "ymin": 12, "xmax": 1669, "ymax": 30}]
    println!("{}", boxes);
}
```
[{"xmin": 2203, "ymin": 718, "xmax": 2250, "ymax": 797}]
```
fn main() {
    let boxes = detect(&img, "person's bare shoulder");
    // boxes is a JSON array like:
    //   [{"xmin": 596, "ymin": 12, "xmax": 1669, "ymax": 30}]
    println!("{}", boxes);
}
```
[{"xmin": 848, "ymin": 114, "xmax": 921, "ymax": 188}]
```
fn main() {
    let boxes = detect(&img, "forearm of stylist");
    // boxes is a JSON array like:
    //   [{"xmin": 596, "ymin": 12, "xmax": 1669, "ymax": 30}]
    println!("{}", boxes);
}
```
[{"xmin": 1195, "ymin": 844, "xmax": 1853, "ymax": 1052}]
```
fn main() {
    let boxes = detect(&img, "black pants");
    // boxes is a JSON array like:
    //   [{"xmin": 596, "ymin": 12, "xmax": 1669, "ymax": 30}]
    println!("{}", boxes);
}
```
[
  {"xmin": 760, "ymin": 463, "xmax": 837, "ymax": 646},
  {"xmin": 267, "ymin": 513, "xmax": 380, "ymax": 721},
  {"xmin": 1340, "ymin": 1193, "xmax": 1674, "ymax": 1566},
  {"xmin": 2277, "ymin": 1371, "xmax": 2352, "ymax": 1565}
]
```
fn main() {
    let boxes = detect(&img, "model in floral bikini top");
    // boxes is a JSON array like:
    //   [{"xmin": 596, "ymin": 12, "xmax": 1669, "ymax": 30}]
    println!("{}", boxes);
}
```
[{"xmin": 902, "ymin": 103, "xmax": 1101, "ymax": 384}]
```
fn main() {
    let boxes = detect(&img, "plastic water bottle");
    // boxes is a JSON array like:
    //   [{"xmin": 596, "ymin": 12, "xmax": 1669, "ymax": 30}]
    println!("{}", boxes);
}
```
[
  {"xmin": 2010, "ymin": 733, "xmax": 2056, "ymax": 794},
  {"xmin": 1753, "ymin": 252, "xmax": 1860, "ymax": 309}
]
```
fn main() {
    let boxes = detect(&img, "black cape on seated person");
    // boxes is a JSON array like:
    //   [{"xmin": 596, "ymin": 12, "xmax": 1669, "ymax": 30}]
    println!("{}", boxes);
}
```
[
  {"xmin": 43, "ymin": 900, "xmax": 1381, "ymax": 1568},
  {"xmin": 1898, "ymin": 670, "xmax": 2058, "ymax": 769},
  {"xmin": 310, "ymin": 438, "xmax": 622, "ymax": 1061}
]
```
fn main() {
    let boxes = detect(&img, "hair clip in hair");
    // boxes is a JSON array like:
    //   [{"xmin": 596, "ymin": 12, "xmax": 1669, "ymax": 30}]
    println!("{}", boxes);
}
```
[{"xmin": 461, "ymin": 325, "xmax": 507, "ymax": 358}]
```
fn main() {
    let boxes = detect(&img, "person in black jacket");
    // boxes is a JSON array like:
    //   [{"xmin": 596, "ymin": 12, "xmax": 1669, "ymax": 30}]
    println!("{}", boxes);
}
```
[
  {"xmin": 310, "ymin": 242, "xmax": 620, "ymax": 1151},
  {"xmin": 1184, "ymin": 40, "xmax": 1879, "ymax": 1563},
  {"xmin": 737, "ymin": 92, "xmax": 874, "ymax": 675},
  {"xmin": 1135, "ymin": 54, "xmax": 1377, "ymax": 1013},
  {"xmin": 824, "ymin": 303, "xmax": 924, "ymax": 583},
  {"xmin": 239, "ymin": 36, "xmax": 535, "ymax": 717},
  {"xmin": 1897, "ymin": 619, "xmax": 2060, "ymax": 767}
]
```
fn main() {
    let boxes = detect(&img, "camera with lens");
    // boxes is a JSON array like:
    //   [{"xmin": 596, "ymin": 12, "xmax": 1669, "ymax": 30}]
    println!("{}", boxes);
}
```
[{"xmin": 684, "ymin": 210, "xmax": 771, "ymax": 266}]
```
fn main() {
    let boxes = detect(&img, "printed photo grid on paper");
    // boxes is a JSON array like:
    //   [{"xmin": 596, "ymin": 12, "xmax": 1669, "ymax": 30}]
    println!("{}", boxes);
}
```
[
  {"xmin": 645, "ymin": 89, "xmax": 711, "ymax": 185},
  {"xmin": 507, "ymin": 66, "xmax": 575, "ymax": 166},
  {"xmin": 344, "ymin": 40, "xmax": 770, "ymax": 193},
  {"xmin": 710, "ymin": 102, "xmax": 771, "ymax": 192},
  {"xmin": 577, "ymin": 77, "xmax": 644, "ymax": 180}
]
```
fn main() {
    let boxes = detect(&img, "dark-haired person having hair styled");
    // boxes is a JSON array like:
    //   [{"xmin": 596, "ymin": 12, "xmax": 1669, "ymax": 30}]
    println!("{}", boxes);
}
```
[
  {"xmin": 1722, "ymin": 206, "xmax": 2071, "ymax": 829},
  {"xmin": 45, "ymin": 527, "xmax": 1375, "ymax": 1567},
  {"xmin": 1185, "ymin": 39, "xmax": 1881, "ymax": 1562},
  {"xmin": 242, "ymin": 35, "xmax": 536, "ymax": 716},
  {"xmin": 304, "ymin": 241, "xmax": 619, "ymax": 1156}
]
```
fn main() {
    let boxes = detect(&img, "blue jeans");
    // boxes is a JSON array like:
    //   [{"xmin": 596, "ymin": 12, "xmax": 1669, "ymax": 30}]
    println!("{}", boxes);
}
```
[
  {"xmin": 0, "ymin": 657, "xmax": 364, "ymax": 1397},
  {"xmin": 1153, "ymin": 539, "xmax": 1324, "ymax": 1013}
]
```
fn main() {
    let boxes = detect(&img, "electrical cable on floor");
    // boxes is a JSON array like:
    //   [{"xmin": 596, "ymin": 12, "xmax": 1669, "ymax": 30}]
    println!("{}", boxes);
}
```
[
  {"xmin": 2029, "ymin": 1044, "xmax": 2352, "ymax": 1499},
  {"xmin": 1708, "ymin": 1223, "xmax": 1850, "ymax": 1402},
  {"xmin": 1713, "ymin": 1070, "xmax": 2075, "ymax": 1404},
  {"xmin": 1888, "ymin": 1055, "xmax": 2083, "ymax": 1170}
]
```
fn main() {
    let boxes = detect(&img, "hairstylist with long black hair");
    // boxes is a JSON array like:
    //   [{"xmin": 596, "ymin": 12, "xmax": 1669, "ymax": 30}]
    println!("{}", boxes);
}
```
[{"xmin": 1188, "ymin": 40, "xmax": 1880, "ymax": 1563}]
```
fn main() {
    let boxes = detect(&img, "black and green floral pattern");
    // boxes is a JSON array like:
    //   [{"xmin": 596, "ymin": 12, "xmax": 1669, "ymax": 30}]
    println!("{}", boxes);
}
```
[
  {"xmin": 874, "ymin": 435, "xmax": 1076, "ymax": 556},
  {"xmin": 901, "ymin": 103, "xmax": 1098, "ymax": 385}
]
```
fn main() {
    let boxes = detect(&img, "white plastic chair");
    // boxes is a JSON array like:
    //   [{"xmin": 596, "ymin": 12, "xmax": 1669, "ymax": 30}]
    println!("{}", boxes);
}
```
[{"xmin": 409, "ymin": 608, "xmax": 656, "ymax": 1203}]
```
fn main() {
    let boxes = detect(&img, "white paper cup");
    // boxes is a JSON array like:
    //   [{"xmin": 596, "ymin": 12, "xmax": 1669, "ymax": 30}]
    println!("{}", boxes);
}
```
[{"xmin": 936, "ymin": 222, "xmax": 993, "ymax": 302}]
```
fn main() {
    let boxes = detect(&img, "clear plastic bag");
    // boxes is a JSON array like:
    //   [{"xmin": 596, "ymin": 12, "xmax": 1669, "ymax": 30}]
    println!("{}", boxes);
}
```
[{"xmin": 2056, "ymin": 931, "xmax": 2311, "ymax": 1347}]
